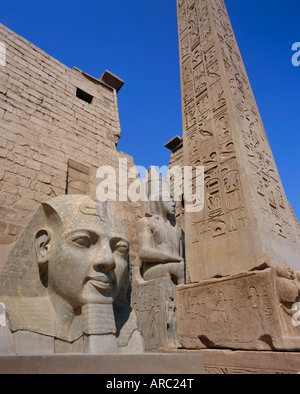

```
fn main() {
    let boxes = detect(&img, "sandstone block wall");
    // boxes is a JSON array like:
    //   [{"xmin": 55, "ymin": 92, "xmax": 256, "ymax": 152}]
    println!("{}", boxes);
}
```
[{"xmin": 0, "ymin": 23, "xmax": 140, "ymax": 264}]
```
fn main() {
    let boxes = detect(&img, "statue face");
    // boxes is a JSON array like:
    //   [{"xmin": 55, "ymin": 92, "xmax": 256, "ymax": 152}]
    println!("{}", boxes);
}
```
[
  {"xmin": 166, "ymin": 199, "xmax": 176, "ymax": 217},
  {"xmin": 159, "ymin": 192, "xmax": 176, "ymax": 218},
  {"xmin": 46, "ymin": 208, "xmax": 129, "ymax": 308}
]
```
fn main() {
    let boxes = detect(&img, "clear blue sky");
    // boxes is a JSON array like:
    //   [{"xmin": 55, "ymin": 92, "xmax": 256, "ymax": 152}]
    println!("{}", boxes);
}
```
[{"xmin": 1, "ymin": 0, "xmax": 299, "ymax": 220}]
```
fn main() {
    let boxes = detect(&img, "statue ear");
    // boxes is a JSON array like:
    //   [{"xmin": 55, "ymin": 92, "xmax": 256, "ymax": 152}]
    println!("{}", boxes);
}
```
[{"xmin": 35, "ymin": 229, "xmax": 52, "ymax": 265}]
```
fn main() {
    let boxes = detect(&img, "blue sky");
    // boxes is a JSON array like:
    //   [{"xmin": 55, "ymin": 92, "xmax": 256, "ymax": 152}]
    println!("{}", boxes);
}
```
[{"xmin": 1, "ymin": 0, "xmax": 299, "ymax": 219}]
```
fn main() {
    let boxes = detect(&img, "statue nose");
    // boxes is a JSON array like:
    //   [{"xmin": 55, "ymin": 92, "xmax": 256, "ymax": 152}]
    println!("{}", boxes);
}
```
[{"xmin": 93, "ymin": 246, "xmax": 116, "ymax": 272}]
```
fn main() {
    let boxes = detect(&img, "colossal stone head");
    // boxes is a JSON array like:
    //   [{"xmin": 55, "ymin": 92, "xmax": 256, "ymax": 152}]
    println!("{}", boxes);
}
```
[{"xmin": 0, "ymin": 195, "xmax": 130, "ymax": 342}]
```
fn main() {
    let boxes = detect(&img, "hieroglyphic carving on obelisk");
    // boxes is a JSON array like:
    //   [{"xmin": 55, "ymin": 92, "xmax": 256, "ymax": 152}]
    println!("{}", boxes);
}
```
[{"xmin": 177, "ymin": 0, "xmax": 300, "ymax": 282}]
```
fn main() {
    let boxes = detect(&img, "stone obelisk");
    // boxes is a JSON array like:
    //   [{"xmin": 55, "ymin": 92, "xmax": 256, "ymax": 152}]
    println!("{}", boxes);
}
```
[
  {"xmin": 177, "ymin": 0, "xmax": 300, "ymax": 283},
  {"xmin": 176, "ymin": 0, "xmax": 300, "ymax": 352}
]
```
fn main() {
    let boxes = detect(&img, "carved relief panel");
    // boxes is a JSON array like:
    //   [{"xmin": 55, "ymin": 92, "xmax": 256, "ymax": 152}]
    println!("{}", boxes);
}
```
[
  {"xmin": 177, "ymin": 268, "xmax": 300, "ymax": 351},
  {"xmin": 132, "ymin": 276, "xmax": 181, "ymax": 352}
]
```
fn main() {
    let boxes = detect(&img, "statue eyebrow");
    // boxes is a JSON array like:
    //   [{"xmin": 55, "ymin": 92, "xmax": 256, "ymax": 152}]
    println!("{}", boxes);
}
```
[
  {"xmin": 79, "ymin": 205, "xmax": 99, "ymax": 216},
  {"xmin": 109, "ymin": 233, "xmax": 129, "ymax": 244},
  {"xmin": 63, "ymin": 227, "xmax": 102, "ymax": 237},
  {"xmin": 63, "ymin": 229, "xmax": 129, "ymax": 244}
]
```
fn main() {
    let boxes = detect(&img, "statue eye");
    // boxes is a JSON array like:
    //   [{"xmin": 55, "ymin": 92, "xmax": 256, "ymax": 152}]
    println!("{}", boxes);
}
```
[
  {"xmin": 72, "ymin": 235, "xmax": 93, "ymax": 249},
  {"xmin": 111, "ymin": 239, "xmax": 130, "ymax": 256}
]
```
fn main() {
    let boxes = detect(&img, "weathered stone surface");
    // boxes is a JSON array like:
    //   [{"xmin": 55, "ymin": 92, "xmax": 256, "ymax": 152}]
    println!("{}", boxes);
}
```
[
  {"xmin": 132, "ymin": 275, "xmax": 181, "ymax": 351},
  {"xmin": 13, "ymin": 331, "xmax": 55, "ymax": 355},
  {"xmin": 0, "ymin": 195, "xmax": 143, "ymax": 355},
  {"xmin": 177, "ymin": 0, "xmax": 300, "ymax": 282},
  {"xmin": 159, "ymin": 348, "xmax": 300, "ymax": 375},
  {"xmin": 177, "ymin": 267, "xmax": 300, "ymax": 351},
  {"xmin": 0, "ymin": 327, "xmax": 13, "ymax": 355},
  {"xmin": 0, "ymin": 353, "xmax": 204, "ymax": 374}
]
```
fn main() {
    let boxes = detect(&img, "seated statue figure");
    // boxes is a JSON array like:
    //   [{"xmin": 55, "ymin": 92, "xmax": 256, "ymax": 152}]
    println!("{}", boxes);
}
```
[
  {"xmin": 137, "ymin": 178, "xmax": 185, "ymax": 285},
  {"xmin": 0, "ymin": 195, "xmax": 143, "ymax": 355},
  {"xmin": 133, "ymin": 169, "xmax": 184, "ymax": 351}
]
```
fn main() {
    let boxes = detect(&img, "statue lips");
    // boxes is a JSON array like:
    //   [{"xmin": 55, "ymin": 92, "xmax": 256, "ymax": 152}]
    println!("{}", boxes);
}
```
[{"xmin": 86, "ymin": 274, "xmax": 116, "ymax": 292}]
